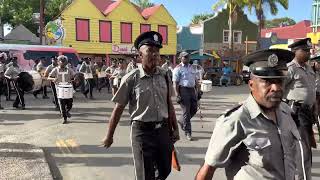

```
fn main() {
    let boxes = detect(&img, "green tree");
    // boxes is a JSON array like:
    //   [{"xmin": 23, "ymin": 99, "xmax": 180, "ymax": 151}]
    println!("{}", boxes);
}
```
[
  {"xmin": 191, "ymin": 13, "xmax": 215, "ymax": 25},
  {"xmin": 246, "ymin": 0, "xmax": 289, "ymax": 49},
  {"xmin": 265, "ymin": 17, "xmax": 296, "ymax": 28},
  {"xmin": 212, "ymin": 0, "xmax": 247, "ymax": 55},
  {"xmin": 45, "ymin": 0, "xmax": 73, "ymax": 23},
  {"xmin": 131, "ymin": 0, "xmax": 154, "ymax": 9}
]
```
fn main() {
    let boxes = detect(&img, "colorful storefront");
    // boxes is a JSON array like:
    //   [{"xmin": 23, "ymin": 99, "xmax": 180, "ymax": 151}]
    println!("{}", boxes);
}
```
[{"xmin": 51, "ymin": 0, "xmax": 177, "ymax": 64}]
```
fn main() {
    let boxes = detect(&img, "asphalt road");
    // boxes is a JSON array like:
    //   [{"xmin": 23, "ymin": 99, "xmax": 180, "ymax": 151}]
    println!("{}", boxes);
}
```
[{"xmin": 0, "ymin": 85, "xmax": 320, "ymax": 180}]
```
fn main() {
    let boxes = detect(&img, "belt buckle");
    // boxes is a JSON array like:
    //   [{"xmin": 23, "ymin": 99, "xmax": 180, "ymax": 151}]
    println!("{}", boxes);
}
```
[{"xmin": 155, "ymin": 123, "xmax": 162, "ymax": 129}]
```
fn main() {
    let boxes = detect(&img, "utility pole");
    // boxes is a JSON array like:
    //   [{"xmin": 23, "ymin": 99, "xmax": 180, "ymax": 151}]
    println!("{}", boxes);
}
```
[{"xmin": 39, "ymin": 0, "xmax": 44, "ymax": 45}]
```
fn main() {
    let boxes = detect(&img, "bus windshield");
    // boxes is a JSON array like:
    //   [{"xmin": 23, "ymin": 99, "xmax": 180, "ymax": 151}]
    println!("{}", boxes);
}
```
[{"xmin": 23, "ymin": 50, "xmax": 58, "ymax": 66}]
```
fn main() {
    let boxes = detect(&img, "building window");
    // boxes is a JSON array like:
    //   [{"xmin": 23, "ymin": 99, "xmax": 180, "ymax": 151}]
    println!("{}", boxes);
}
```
[
  {"xmin": 75, "ymin": 18, "xmax": 90, "ymax": 41},
  {"xmin": 233, "ymin": 31, "xmax": 242, "ymax": 43},
  {"xmin": 158, "ymin": 25, "xmax": 168, "ymax": 45},
  {"xmin": 99, "ymin": 21, "xmax": 112, "ymax": 43},
  {"xmin": 222, "ymin": 30, "xmax": 242, "ymax": 43},
  {"xmin": 140, "ymin": 24, "xmax": 151, "ymax": 34},
  {"xmin": 121, "ymin": 22, "xmax": 132, "ymax": 43},
  {"xmin": 223, "ymin": 30, "xmax": 229, "ymax": 43}
]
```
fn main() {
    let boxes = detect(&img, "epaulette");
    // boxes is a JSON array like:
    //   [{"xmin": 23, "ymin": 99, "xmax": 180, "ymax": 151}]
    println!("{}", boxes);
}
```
[
  {"xmin": 286, "ymin": 61, "xmax": 295, "ymax": 67},
  {"xmin": 223, "ymin": 104, "xmax": 243, "ymax": 117}
]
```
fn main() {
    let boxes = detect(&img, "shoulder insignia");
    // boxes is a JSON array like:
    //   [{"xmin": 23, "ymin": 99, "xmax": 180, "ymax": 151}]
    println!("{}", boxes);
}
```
[
  {"xmin": 223, "ymin": 104, "xmax": 243, "ymax": 117},
  {"xmin": 287, "ymin": 61, "xmax": 295, "ymax": 67}
]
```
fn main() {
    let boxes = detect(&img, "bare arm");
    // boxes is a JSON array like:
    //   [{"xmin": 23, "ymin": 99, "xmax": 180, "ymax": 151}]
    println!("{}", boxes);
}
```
[
  {"xmin": 195, "ymin": 163, "xmax": 216, "ymax": 180},
  {"xmin": 175, "ymin": 82, "xmax": 180, "ymax": 97}
]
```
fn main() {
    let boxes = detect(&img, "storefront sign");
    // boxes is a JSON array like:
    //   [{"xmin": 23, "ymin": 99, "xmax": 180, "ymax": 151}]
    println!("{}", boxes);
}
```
[{"xmin": 112, "ymin": 44, "xmax": 137, "ymax": 54}]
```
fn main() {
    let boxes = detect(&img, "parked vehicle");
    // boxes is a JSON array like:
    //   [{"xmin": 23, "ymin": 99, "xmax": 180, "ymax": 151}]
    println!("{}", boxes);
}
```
[
  {"xmin": 203, "ymin": 67, "xmax": 243, "ymax": 86},
  {"xmin": 0, "ymin": 44, "xmax": 80, "ymax": 71},
  {"xmin": 242, "ymin": 70, "xmax": 250, "ymax": 84}
]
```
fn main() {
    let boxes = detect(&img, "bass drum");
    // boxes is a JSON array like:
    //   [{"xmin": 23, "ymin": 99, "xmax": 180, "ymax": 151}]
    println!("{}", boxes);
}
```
[
  {"xmin": 28, "ymin": 70, "xmax": 42, "ymax": 91},
  {"xmin": 17, "ymin": 72, "xmax": 34, "ymax": 92}
]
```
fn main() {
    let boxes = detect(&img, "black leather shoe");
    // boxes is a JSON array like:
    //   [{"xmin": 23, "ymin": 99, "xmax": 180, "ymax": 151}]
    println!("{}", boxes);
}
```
[
  {"xmin": 13, "ymin": 104, "xmax": 19, "ymax": 108},
  {"xmin": 42, "ymin": 96, "xmax": 49, "ymax": 99},
  {"xmin": 66, "ymin": 112, "xmax": 71, "ymax": 118},
  {"xmin": 0, "ymin": 106, "xmax": 4, "ymax": 110}
]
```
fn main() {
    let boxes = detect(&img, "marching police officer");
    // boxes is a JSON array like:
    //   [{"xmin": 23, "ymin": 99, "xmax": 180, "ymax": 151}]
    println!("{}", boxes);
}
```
[
  {"xmin": 173, "ymin": 51, "xmax": 199, "ymax": 141},
  {"xmin": 196, "ymin": 49, "xmax": 308, "ymax": 180},
  {"xmin": 284, "ymin": 38, "xmax": 315, "ymax": 180},
  {"xmin": 102, "ymin": 31, "xmax": 180, "ymax": 180},
  {"xmin": 4, "ymin": 56, "xmax": 24, "ymax": 109}
]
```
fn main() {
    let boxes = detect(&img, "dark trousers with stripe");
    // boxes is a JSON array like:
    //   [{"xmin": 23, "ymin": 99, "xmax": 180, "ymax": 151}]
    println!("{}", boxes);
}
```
[
  {"xmin": 13, "ymin": 81, "xmax": 24, "ymax": 107},
  {"xmin": 58, "ymin": 98, "xmax": 73, "ymax": 119},
  {"xmin": 179, "ymin": 87, "xmax": 198, "ymax": 135},
  {"xmin": 51, "ymin": 82, "xmax": 59, "ymax": 108},
  {"xmin": 131, "ymin": 121, "xmax": 173, "ymax": 180}
]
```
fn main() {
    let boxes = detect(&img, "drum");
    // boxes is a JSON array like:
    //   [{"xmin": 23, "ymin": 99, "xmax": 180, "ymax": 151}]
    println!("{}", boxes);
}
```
[
  {"xmin": 84, "ymin": 73, "xmax": 93, "ymax": 79},
  {"xmin": 56, "ymin": 83, "xmax": 74, "ymax": 99},
  {"xmin": 97, "ymin": 71, "xmax": 107, "ymax": 78},
  {"xmin": 28, "ymin": 70, "xmax": 42, "ymax": 91},
  {"xmin": 201, "ymin": 80, "xmax": 212, "ymax": 93},
  {"xmin": 17, "ymin": 72, "xmax": 35, "ymax": 92}
]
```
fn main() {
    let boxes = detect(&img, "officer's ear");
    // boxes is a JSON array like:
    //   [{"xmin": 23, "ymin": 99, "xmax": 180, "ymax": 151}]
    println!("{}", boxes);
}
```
[{"xmin": 248, "ymin": 77, "xmax": 255, "ymax": 91}]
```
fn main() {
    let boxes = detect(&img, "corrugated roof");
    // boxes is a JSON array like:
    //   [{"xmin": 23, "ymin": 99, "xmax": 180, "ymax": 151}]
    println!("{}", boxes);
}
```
[
  {"xmin": 261, "ymin": 20, "xmax": 316, "ymax": 39},
  {"xmin": 103, "ymin": 0, "xmax": 122, "ymax": 15},
  {"xmin": 4, "ymin": 25, "xmax": 39, "ymax": 43},
  {"xmin": 90, "ymin": 0, "xmax": 115, "ymax": 13}
]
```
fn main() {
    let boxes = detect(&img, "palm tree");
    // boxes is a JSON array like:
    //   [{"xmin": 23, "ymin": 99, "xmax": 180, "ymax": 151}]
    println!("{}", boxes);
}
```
[
  {"xmin": 132, "ymin": 0, "xmax": 154, "ymax": 9},
  {"xmin": 212, "ymin": 0, "xmax": 246, "ymax": 56},
  {"xmin": 246, "ymin": 0, "xmax": 289, "ymax": 49},
  {"xmin": 191, "ymin": 14, "xmax": 215, "ymax": 25}
]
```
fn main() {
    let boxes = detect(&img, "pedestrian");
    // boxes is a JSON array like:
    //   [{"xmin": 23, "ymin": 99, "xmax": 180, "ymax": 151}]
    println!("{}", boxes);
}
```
[
  {"xmin": 102, "ymin": 31, "xmax": 180, "ymax": 180},
  {"xmin": 79, "ymin": 57, "xmax": 95, "ymax": 99},
  {"xmin": 172, "ymin": 51, "xmax": 199, "ymax": 141},
  {"xmin": 0, "ymin": 52, "xmax": 6, "ymax": 109},
  {"xmin": 126, "ymin": 56, "xmax": 138, "ymax": 74},
  {"xmin": 195, "ymin": 49, "xmax": 308, "ymax": 180},
  {"xmin": 105, "ymin": 60, "xmax": 117, "ymax": 94},
  {"xmin": 109, "ymin": 60, "xmax": 126, "ymax": 95},
  {"xmin": 4, "ymin": 56, "xmax": 24, "ymax": 109},
  {"xmin": 33, "ymin": 57, "xmax": 49, "ymax": 99},
  {"xmin": 5, "ymin": 56, "xmax": 16, "ymax": 101},
  {"xmin": 284, "ymin": 38, "xmax": 317, "ymax": 180},
  {"xmin": 161, "ymin": 58, "xmax": 173, "ymax": 80},
  {"xmin": 219, "ymin": 61, "xmax": 232, "ymax": 87},
  {"xmin": 44, "ymin": 56, "xmax": 59, "ymax": 110},
  {"xmin": 311, "ymin": 55, "xmax": 320, "ymax": 117},
  {"xmin": 96, "ymin": 60, "xmax": 108, "ymax": 92},
  {"xmin": 193, "ymin": 60, "xmax": 205, "ymax": 81},
  {"xmin": 48, "ymin": 55, "xmax": 75, "ymax": 124}
]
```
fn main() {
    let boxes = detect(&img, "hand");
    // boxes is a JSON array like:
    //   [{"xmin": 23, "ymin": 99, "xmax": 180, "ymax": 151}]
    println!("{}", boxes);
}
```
[
  {"xmin": 176, "ymin": 96, "xmax": 182, "ymax": 104},
  {"xmin": 101, "ymin": 136, "xmax": 113, "ymax": 149},
  {"xmin": 171, "ymin": 129, "xmax": 180, "ymax": 143},
  {"xmin": 197, "ymin": 91, "xmax": 203, "ymax": 100}
]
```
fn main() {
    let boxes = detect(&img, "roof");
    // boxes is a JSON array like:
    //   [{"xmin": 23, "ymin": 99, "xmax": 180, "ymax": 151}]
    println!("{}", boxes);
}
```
[
  {"xmin": 88, "ymin": 0, "xmax": 160, "ymax": 18},
  {"xmin": 141, "ymin": 5, "xmax": 161, "ymax": 19},
  {"xmin": 177, "ymin": 26, "xmax": 202, "ymax": 51},
  {"xmin": 4, "ymin": 25, "xmax": 39, "ymax": 43},
  {"xmin": 261, "ymin": 20, "xmax": 318, "ymax": 39}
]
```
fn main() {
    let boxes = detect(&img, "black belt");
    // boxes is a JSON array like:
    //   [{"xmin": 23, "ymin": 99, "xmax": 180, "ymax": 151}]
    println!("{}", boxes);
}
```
[
  {"xmin": 180, "ymin": 86, "xmax": 194, "ymax": 89},
  {"xmin": 132, "ymin": 120, "xmax": 167, "ymax": 130}
]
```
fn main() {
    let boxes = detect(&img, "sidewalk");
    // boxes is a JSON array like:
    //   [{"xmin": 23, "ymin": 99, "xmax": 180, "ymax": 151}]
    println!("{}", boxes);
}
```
[{"xmin": 0, "ymin": 143, "xmax": 52, "ymax": 180}]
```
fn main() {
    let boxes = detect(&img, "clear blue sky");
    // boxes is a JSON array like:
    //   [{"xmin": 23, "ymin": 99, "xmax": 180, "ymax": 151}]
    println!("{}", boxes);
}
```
[{"xmin": 152, "ymin": 0, "xmax": 313, "ymax": 26}]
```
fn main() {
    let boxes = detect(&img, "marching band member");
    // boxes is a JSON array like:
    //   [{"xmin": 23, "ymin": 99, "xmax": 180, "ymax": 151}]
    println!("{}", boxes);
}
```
[
  {"xmin": 45, "ymin": 56, "xmax": 59, "ymax": 110},
  {"xmin": 0, "ymin": 52, "xmax": 6, "ymax": 109},
  {"xmin": 79, "ymin": 57, "xmax": 95, "ymax": 99},
  {"xmin": 4, "ymin": 56, "xmax": 24, "ymax": 109},
  {"xmin": 33, "ymin": 57, "xmax": 49, "ymax": 99},
  {"xmin": 109, "ymin": 60, "xmax": 126, "ymax": 96},
  {"xmin": 48, "ymin": 55, "xmax": 75, "ymax": 124}
]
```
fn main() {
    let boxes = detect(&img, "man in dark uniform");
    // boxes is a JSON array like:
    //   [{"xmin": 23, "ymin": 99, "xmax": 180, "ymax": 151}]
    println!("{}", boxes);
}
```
[
  {"xmin": 284, "ymin": 38, "xmax": 316, "ymax": 180},
  {"xmin": 102, "ymin": 31, "xmax": 180, "ymax": 180},
  {"xmin": 173, "ymin": 51, "xmax": 199, "ymax": 141},
  {"xmin": 196, "ymin": 49, "xmax": 309, "ymax": 180},
  {"xmin": 4, "ymin": 56, "xmax": 24, "ymax": 109}
]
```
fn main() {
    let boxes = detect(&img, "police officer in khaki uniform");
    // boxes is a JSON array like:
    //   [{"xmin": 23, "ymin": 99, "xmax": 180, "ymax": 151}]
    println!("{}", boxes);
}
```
[
  {"xmin": 284, "ymin": 38, "xmax": 315, "ymax": 180},
  {"xmin": 102, "ymin": 31, "xmax": 180, "ymax": 180},
  {"xmin": 196, "ymin": 49, "xmax": 308, "ymax": 180}
]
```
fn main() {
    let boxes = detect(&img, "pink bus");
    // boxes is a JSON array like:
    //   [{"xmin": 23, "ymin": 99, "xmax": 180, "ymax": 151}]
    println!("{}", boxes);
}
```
[{"xmin": 0, "ymin": 44, "xmax": 80, "ymax": 71}]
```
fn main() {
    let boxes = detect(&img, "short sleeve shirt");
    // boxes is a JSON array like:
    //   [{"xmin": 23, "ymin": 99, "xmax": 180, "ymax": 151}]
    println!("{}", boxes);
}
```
[
  {"xmin": 49, "ymin": 67, "xmax": 75, "ymax": 84},
  {"xmin": 172, "ymin": 63, "xmax": 198, "ymax": 87},
  {"xmin": 284, "ymin": 59, "xmax": 316, "ymax": 105},
  {"xmin": 204, "ymin": 94, "xmax": 302, "ymax": 180},
  {"xmin": 112, "ymin": 66, "xmax": 171, "ymax": 122}
]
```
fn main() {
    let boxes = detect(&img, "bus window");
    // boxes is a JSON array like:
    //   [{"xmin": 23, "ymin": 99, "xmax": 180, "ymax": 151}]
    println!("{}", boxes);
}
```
[
  {"xmin": 63, "ymin": 53, "xmax": 79, "ymax": 68},
  {"xmin": 23, "ymin": 51, "xmax": 58, "ymax": 66}
]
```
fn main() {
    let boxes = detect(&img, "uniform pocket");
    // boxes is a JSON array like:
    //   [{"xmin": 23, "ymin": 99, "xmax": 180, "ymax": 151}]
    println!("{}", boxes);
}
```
[{"xmin": 243, "ymin": 137, "xmax": 272, "ymax": 167}]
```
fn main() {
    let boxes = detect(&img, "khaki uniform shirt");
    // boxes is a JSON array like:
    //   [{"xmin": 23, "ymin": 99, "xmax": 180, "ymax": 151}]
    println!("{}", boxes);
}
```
[
  {"xmin": 112, "ymin": 66, "xmax": 171, "ymax": 122},
  {"xmin": 284, "ymin": 59, "xmax": 316, "ymax": 105},
  {"xmin": 4, "ymin": 65, "xmax": 21, "ymax": 79},
  {"xmin": 49, "ymin": 67, "xmax": 75, "ymax": 84},
  {"xmin": 36, "ymin": 62, "xmax": 45, "ymax": 73},
  {"xmin": 44, "ymin": 64, "xmax": 57, "ymax": 77},
  {"xmin": 205, "ymin": 95, "xmax": 302, "ymax": 180},
  {"xmin": 316, "ymin": 71, "xmax": 320, "ymax": 93}
]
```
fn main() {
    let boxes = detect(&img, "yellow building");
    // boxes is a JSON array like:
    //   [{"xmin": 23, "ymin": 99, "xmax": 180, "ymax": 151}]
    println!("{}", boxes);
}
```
[{"xmin": 58, "ymin": 0, "xmax": 177, "ymax": 63}]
